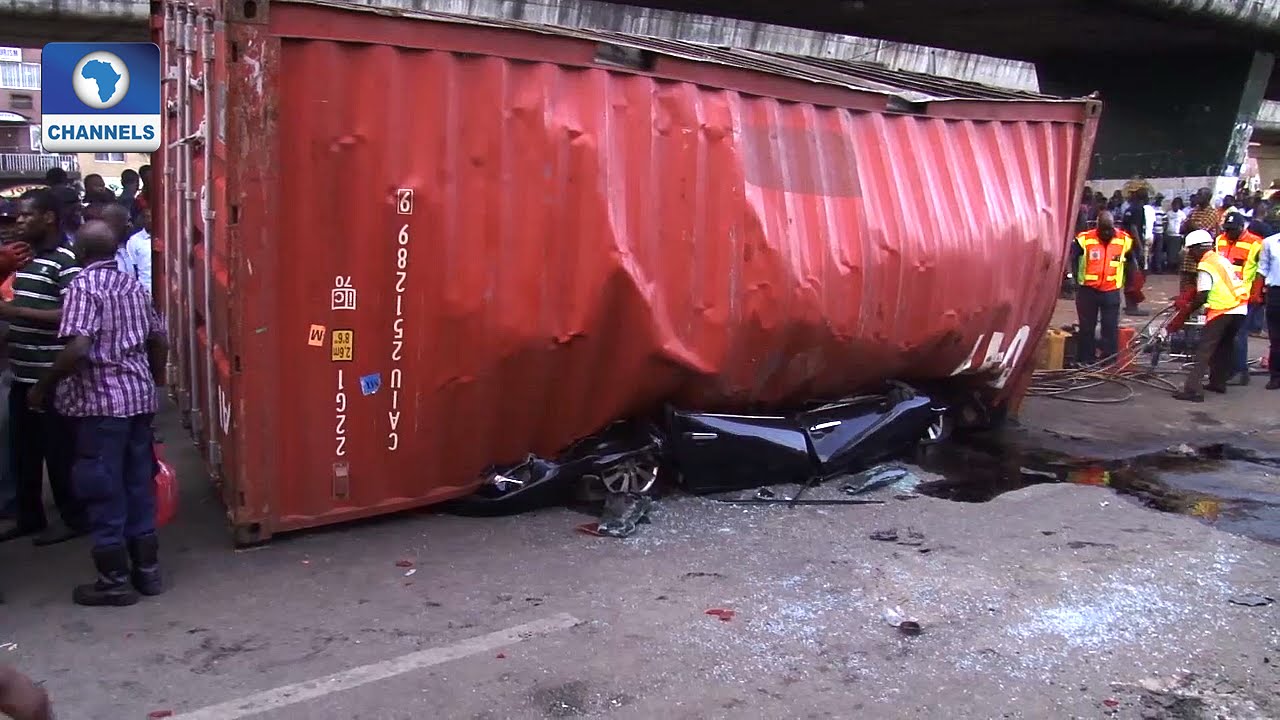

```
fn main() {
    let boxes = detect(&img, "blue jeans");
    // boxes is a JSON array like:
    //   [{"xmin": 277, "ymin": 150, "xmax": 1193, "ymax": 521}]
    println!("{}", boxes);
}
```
[
  {"xmin": 1247, "ymin": 302, "xmax": 1265, "ymax": 334},
  {"xmin": 1234, "ymin": 304, "xmax": 1265, "ymax": 376},
  {"xmin": 71, "ymin": 414, "xmax": 156, "ymax": 549}
]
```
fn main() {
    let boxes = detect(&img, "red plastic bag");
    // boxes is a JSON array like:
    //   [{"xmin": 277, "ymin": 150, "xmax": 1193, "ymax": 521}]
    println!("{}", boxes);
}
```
[{"xmin": 154, "ymin": 442, "xmax": 178, "ymax": 527}]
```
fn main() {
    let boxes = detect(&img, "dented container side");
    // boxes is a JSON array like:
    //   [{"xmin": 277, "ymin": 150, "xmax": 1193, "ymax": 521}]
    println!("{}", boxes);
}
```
[{"xmin": 162, "ymin": 1, "xmax": 1098, "ymax": 541}]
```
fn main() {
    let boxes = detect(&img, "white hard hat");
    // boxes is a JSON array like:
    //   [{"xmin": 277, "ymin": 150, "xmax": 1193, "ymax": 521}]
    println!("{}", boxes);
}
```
[{"xmin": 1185, "ymin": 229, "xmax": 1214, "ymax": 248}]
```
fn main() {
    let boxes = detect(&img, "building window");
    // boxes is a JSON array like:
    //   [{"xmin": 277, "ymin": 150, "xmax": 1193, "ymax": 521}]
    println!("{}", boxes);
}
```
[
  {"xmin": 0, "ymin": 48, "xmax": 21, "ymax": 63},
  {"xmin": 0, "ymin": 62, "xmax": 39, "ymax": 90},
  {"xmin": 94, "ymin": 152, "xmax": 127, "ymax": 162},
  {"xmin": 10, "ymin": 92, "xmax": 32, "ymax": 110},
  {"xmin": 29, "ymin": 125, "xmax": 41, "ymax": 152}
]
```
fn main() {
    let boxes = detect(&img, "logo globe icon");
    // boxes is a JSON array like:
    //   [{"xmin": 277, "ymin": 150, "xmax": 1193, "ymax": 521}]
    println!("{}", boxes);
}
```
[{"xmin": 71, "ymin": 51, "xmax": 130, "ymax": 109}]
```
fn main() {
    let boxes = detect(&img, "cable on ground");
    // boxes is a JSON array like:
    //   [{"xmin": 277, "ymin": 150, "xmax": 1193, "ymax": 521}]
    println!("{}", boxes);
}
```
[{"xmin": 1027, "ymin": 301, "xmax": 1186, "ymax": 403}]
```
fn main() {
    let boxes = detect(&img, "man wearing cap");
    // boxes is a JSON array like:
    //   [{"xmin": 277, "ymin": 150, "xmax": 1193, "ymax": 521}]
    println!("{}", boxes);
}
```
[
  {"xmin": 1070, "ymin": 210, "xmax": 1140, "ymax": 365},
  {"xmin": 1216, "ymin": 211, "xmax": 1265, "ymax": 385},
  {"xmin": 1167, "ymin": 230, "xmax": 1251, "ymax": 402}
]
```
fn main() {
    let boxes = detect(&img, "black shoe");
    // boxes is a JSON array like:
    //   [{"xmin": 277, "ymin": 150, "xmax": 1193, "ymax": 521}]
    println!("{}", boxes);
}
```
[
  {"xmin": 127, "ymin": 534, "xmax": 165, "ymax": 596},
  {"xmin": 0, "ymin": 525, "xmax": 44, "ymax": 544},
  {"xmin": 1125, "ymin": 307, "xmax": 1151, "ymax": 317},
  {"xmin": 73, "ymin": 545, "xmax": 140, "ymax": 607},
  {"xmin": 1206, "ymin": 384, "xmax": 1228, "ymax": 394},
  {"xmin": 32, "ymin": 526, "xmax": 87, "ymax": 547},
  {"xmin": 1267, "ymin": 379, "xmax": 1280, "ymax": 390},
  {"xmin": 1173, "ymin": 390, "xmax": 1205, "ymax": 403}
]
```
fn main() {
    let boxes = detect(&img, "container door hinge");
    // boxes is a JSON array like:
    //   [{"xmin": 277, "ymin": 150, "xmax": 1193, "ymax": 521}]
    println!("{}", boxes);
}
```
[
  {"xmin": 202, "ymin": 19, "xmax": 216, "ymax": 57},
  {"xmin": 209, "ymin": 441, "xmax": 223, "ymax": 467},
  {"xmin": 190, "ymin": 409, "xmax": 204, "ymax": 435}
]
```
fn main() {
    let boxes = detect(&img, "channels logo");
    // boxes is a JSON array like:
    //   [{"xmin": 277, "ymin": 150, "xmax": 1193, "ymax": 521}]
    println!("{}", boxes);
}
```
[{"xmin": 40, "ymin": 42, "xmax": 161, "ymax": 153}]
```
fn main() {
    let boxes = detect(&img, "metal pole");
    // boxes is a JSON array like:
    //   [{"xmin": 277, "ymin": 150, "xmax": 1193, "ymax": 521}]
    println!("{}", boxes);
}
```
[
  {"xmin": 180, "ymin": 3, "xmax": 202, "ymax": 439},
  {"xmin": 175, "ymin": 1, "xmax": 194, "ymax": 426},
  {"xmin": 162, "ymin": 1, "xmax": 177, "ymax": 395},
  {"xmin": 200, "ymin": 9, "xmax": 221, "ymax": 472}
]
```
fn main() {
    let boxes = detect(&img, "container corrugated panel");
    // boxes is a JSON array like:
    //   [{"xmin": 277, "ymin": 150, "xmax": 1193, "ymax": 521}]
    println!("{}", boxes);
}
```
[{"xmin": 158, "ymin": 0, "xmax": 1099, "ymax": 542}]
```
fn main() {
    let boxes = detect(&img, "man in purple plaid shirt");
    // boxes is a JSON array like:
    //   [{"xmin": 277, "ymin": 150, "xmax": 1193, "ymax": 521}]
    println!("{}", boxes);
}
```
[{"xmin": 29, "ymin": 220, "xmax": 169, "ymax": 607}]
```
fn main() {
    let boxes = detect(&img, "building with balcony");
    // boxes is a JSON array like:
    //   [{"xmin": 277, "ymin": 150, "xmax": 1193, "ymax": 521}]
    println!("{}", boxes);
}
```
[
  {"xmin": 1, "ymin": 45, "xmax": 148, "ymax": 197},
  {"xmin": 0, "ymin": 44, "xmax": 72, "ymax": 194}
]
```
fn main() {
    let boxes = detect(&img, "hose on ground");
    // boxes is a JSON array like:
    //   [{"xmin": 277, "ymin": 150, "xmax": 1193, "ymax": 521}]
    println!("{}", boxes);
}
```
[{"xmin": 1026, "ymin": 301, "xmax": 1187, "ymax": 403}]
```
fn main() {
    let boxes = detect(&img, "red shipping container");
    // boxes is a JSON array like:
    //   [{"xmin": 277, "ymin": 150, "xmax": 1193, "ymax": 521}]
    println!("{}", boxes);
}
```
[{"xmin": 155, "ymin": 0, "xmax": 1099, "ymax": 543}]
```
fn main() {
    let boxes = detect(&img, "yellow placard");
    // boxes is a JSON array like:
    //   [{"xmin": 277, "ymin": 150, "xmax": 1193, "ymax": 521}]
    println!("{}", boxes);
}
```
[
  {"xmin": 307, "ymin": 324, "xmax": 326, "ymax": 347},
  {"xmin": 331, "ymin": 329, "xmax": 354, "ymax": 362}
]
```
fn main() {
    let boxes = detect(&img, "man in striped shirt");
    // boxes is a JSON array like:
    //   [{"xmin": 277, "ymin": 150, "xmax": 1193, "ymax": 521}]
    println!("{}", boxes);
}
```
[
  {"xmin": 0, "ymin": 188, "xmax": 87, "ymax": 546},
  {"xmin": 30, "ymin": 220, "xmax": 168, "ymax": 606}
]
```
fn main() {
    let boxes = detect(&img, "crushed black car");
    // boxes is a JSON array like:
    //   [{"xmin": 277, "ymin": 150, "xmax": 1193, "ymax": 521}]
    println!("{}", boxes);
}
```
[{"xmin": 444, "ymin": 383, "xmax": 949, "ymax": 517}]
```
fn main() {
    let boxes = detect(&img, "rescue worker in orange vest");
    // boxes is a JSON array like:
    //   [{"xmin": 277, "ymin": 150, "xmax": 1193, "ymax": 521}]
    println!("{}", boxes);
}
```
[
  {"xmin": 1069, "ymin": 210, "xmax": 1139, "ymax": 365},
  {"xmin": 1215, "ymin": 211, "xmax": 1265, "ymax": 385},
  {"xmin": 1167, "ymin": 230, "xmax": 1252, "ymax": 402}
]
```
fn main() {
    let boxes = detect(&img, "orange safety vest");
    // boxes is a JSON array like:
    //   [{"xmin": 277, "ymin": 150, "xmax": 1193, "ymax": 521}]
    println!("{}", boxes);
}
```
[
  {"xmin": 1075, "ymin": 230, "xmax": 1132, "ymax": 292},
  {"xmin": 1198, "ymin": 250, "xmax": 1250, "ymax": 323},
  {"xmin": 1214, "ymin": 231, "xmax": 1263, "ymax": 283}
]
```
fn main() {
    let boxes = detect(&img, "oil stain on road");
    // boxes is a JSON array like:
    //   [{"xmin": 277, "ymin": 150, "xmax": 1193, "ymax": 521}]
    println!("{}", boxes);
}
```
[{"xmin": 914, "ymin": 439, "xmax": 1280, "ymax": 545}]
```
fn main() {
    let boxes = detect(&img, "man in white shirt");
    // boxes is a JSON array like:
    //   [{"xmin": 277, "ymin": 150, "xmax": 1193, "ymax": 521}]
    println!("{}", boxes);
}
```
[
  {"xmin": 103, "ymin": 204, "xmax": 151, "ymax": 297},
  {"xmin": 1146, "ymin": 194, "xmax": 1167, "ymax": 270},
  {"xmin": 1163, "ymin": 197, "xmax": 1187, "ymax": 273}
]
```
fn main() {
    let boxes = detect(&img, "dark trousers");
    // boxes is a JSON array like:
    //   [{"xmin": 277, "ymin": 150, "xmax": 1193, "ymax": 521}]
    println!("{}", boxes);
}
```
[
  {"xmin": 1163, "ymin": 235, "xmax": 1184, "ymax": 274},
  {"xmin": 1184, "ymin": 314, "xmax": 1245, "ymax": 394},
  {"xmin": 72, "ymin": 414, "xmax": 157, "ymax": 550},
  {"xmin": 1075, "ymin": 286, "xmax": 1121, "ymax": 364},
  {"xmin": 9, "ymin": 384, "xmax": 85, "ymax": 533},
  {"xmin": 1268, "ymin": 290, "xmax": 1280, "ymax": 381},
  {"xmin": 1149, "ymin": 235, "xmax": 1162, "ymax": 272}
]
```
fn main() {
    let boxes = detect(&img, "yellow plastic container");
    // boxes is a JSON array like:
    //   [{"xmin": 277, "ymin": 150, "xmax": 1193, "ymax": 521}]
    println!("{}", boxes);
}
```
[{"xmin": 1033, "ymin": 328, "xmax": 1070, "ymax": 371}]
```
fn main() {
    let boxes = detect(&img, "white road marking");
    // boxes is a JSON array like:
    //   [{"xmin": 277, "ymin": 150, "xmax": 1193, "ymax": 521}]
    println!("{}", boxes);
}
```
[{"xmin": 174, "ymin": 613, "xmax": 580, "ymax": 719}]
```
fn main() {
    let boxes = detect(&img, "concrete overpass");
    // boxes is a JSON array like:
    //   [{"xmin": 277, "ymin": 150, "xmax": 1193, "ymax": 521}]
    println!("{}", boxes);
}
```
[{"xmin": 5, "ymin": 0, "xmax": 1280, "ymax": 194}]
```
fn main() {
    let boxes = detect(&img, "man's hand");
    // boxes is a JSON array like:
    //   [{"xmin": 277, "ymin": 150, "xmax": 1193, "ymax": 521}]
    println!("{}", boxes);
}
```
[
  {"xmin": 0, "ymin": 664, "xmax": 53, "ymax": 720},
  {"xmin": 26, "ymin": 383, "xmax": 46, "ymax": 412},
  {"xmin": 0, "ymin": 301, "xmax": 17, "ymax": 321},
  {"xmin": 0, "ymin": 242, "xmax": 33, "ymax": 277}
]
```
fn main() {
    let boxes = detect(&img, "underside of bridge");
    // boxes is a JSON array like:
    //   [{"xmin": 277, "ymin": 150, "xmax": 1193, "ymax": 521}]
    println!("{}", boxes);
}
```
[
  {"xmin": 615, "ymin": 0, "xmax": 1280, "ymax": 98},
  {"xmin": 5, "ymin": 0, "xmax": 1280, "ymax": 191}
]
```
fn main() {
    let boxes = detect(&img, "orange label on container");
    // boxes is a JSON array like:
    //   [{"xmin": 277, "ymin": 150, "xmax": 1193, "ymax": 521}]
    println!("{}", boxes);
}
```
[
  {"xmin": 331, "ymin": 329, "xmax": 354, "ymax": 362},
  {"xmin": 308, "ymin": 324, "xmax": 326, "ymax": 347}
]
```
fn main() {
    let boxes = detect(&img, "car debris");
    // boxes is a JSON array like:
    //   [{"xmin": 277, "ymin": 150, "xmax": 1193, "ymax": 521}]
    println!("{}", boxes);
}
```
[
  {"xmin": 869, "ymin": 527, "xmax": 926, "ymax": 546},
  {"xmin": 444, "ymin": 383, "xmax": 950, "ymax": 526},
  {"xmin": 882, "ymin": 607, "xmax": 922, "ymax": 636},
  {"xmin": 669, "ymin": 383, "xmax": 946, "ymax": 494},
  {"xmin": 841, "ymin": 463, "xmax": 922, "ymax": 497},
  {"xmin": 445, "ymin": 421, "xmax": 665, "ymax": 518},
  {"xmin": 705, "ymin": 608, "xmax": 736, "ymax": 622},
  {"xmin": 1227, "ymin": 593, "xmax": 1274, "ymax": 607}
]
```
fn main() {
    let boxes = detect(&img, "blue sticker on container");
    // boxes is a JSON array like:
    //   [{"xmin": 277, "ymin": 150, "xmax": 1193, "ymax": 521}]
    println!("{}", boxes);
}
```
[{"xmin": 360, "ymin": 373, "xmax": 382, "ymax": 396}]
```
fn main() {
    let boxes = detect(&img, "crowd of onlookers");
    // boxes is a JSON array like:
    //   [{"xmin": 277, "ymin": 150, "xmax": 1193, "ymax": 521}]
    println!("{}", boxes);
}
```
[
  {"xmin": 0, "ymin": 164, "xmax": 161, "ymax": 596},
  {"xmin": 1077, "ymin": 184, "xmax": 1273, "ymax": 335},
  {"xmin": 1079, "ymin": 183, "xmax": 1278, "ymax": 280}
]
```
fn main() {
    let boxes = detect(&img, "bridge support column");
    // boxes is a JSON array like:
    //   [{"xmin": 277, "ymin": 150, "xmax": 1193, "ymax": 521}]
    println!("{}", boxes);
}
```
[{"xmin": 1038, "ymin": 50, "xmax": 1273, "ymax": 203}]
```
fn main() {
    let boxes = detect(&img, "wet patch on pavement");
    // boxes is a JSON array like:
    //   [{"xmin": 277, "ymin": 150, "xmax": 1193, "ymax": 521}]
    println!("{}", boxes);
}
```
[{"xmin": 914, "ymin": 439, "xmax": 1280, "ymax": 544}]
